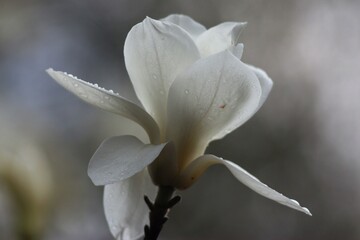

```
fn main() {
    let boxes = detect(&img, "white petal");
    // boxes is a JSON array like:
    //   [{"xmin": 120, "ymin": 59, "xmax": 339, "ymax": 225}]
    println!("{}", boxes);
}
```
[
  {"xmin": 246, "ymin": 64, "xmax": 274, "ymax": 111},
  {"xmin": 161, "ymin": 14, "xmax": 206, "ymax": 39},
  {"xmin": 230, "ymin": 43, "xmax": 244, "ymax": 60},
  {"xmin": 166, "ymin": 51, "xmax": 261, "ymax": 168},
  {"xmin": 177, "ymin": 154, "xmax": 311, "ymax": 216},
  {"xmin": 196, "ymin": 22, "xmax": 247, "ymax": 57},
  {"xmin": 88, "ymin": 135, "xmax": 167, "ymax": 186},
  {"xmin": 124, "ymin": 17, "xmax": 200, "ymax": 131},
  {"xmin": 104, "ymin": 169, "xmax": 156, "ymax": 240},
  {"xmin": 46, "ymin": 69, "xmax": 160, "ymax": 143}
]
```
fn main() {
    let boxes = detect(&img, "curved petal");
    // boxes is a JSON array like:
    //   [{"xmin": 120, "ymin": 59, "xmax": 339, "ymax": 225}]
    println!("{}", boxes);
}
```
[
  {"xmin": 46, "ymin": 69, "xmax": 160, "ymax": 143},
  {"xmin": 104, "ymin": 169, "xmax": 156, "ymax": 240},
  {"xmin": 246, "ymin": 64, "xmax": 273, "ymax": 111},
  {"xmin": 196, "ymin": 22, "xmax": 247, "ymax": 57},
  {"xmin": 88, "ymin": 135, "xmax": 167, "ymax": 186},
  {"xmin": 166, "ymin": 51, "xmax": 261, "ymax": 169},
  {"xmin": 229, "ymin": 43, "xmax": 244, "ymax": 60},
  {"xmin": 161, "ymin": 14, "xmax": 206, "ymax": 39},
  {"xmin": 124, "ymin": 17, "xmax": 200, "ymax": 132},
  {"xmin": 177, "ymin": 154, "xmax": 311, "ymax": 216}
]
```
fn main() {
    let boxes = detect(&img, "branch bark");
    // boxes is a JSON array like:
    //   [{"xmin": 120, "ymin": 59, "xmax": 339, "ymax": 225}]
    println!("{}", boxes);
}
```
[{"xmin": 144, "ymin": 186, "xmax": 181, "ymax": 240}]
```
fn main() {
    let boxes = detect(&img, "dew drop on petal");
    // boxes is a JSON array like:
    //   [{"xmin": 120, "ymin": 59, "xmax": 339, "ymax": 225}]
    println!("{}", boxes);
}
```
[
  {"xmin": 184, "ymin": 89, "xmax": 189, "ymax": 94},
  {"xmin": 303, "ymin": 207, "xmax": 312, "ymax": 215}
]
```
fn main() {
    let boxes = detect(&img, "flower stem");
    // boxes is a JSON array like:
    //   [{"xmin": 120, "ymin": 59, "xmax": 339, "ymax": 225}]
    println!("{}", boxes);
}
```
[{"xmin": 144, "ymin": 186, "xmax": 181, "ymax": 240}]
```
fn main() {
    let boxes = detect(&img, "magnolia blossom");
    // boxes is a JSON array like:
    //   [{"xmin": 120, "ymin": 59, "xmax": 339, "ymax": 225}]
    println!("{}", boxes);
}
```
[{"xmin": 47, "ymin": 14, "xmax": 310, "ymax": 240}]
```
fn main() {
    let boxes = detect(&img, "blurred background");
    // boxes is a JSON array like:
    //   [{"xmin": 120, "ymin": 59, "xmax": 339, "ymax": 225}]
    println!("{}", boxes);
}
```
[{"xmin": 0, "ymin": 0, "xmax": 359, "ymax": 239}]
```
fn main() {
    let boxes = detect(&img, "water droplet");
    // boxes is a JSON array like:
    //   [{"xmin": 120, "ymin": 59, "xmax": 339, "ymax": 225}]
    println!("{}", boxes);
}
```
[
  {"xmin": 184, "ymin": 89, "xmax": 189, "ymax": 94},
  {"xmin": 74, "ymin": 83, "xmax": 79, "ymax": 87},
  {"xmin": 152, "ymin": 74, "xmax": 158, "ymax": 79},
  {"xmin": 109, "ymin": 89, "xmax": 114, "ymax": 94},
  {"xmin": 303, "ymin": 207, "xmax": 311, "ymax": 215}
]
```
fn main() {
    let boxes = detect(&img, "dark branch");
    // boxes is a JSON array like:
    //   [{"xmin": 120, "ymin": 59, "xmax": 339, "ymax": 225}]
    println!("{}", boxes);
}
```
[{"xmin": 144, "ymin": 186, "xmax": 181, "ymax": 240}]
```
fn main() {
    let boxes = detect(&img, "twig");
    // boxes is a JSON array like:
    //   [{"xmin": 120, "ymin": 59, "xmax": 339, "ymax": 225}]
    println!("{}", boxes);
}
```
[{"xmin": 144, "ymin": 186, "xmax": 181, "ymax": 240}]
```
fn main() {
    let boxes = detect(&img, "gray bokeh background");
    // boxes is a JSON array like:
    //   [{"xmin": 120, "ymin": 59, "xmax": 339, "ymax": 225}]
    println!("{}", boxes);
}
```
[{"xmin": 1, "ymin": 0, "xmax": 359, "ymax": 239}]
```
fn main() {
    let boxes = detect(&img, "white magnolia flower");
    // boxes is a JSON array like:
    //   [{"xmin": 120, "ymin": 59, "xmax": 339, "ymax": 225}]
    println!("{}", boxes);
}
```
[{"xmin": 47, "ymin": 14, "xmax": 311, "ymax": 240}]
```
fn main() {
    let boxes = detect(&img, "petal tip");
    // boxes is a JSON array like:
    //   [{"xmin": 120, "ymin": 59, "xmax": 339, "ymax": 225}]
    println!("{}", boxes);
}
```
[
  {"xmin": 231, "ymin": 22, "xmax": 247, "ymax": 45},
  {"xmin": 144, "ymin": 16, "xmax": 158, "ymax": 25},
  {"xmin": 290, "ymin": 198, "xmax": 312, "ymax": 216},
  {"xmin": 46, "ymin": 68, "xmax": 57, "ymax": 77},
  {"xmin": 142, "ymin": 16, "xmax": 165, "ymax": 33}
]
